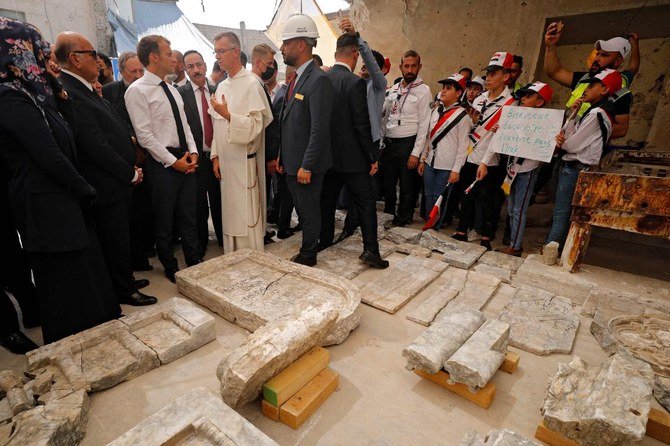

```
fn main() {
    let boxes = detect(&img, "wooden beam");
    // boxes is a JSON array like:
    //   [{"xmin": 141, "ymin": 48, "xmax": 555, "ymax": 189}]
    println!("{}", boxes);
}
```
[
  {"xmin": 499, "ymin": 351, "xmax": 520, "ymax": 374},
  {"xmin": 263, "ymin": 346, "xmax": 329, "ymax": 407},
  {"xmin": 261, "ymin": 399, "xmax": 280, "ymax": 422},
  {"xmin": 279, "ymin": 368, "xmax": 338, "ymax": 430},
  {"xmin": 647, "ymin": 407, "xmax": 670, "ymax": 445},
  {"xmin": 534, "ymin": 420, "xmax": 579, "ymax": 446},
  {"xmin": 414, "ymin": 369, "xmax": 495, "ymax": 409}
]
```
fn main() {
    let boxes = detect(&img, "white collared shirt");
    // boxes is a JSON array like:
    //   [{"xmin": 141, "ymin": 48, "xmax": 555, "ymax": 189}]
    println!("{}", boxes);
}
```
[
  {"xmin": 382, "ymin": 77, "xmax": 432, "ymax": 158},
  {"xmin": 191, "ymin": 81, "xmax": 211, "ymax": 151},
  {"xmin": 61, "ymin": 69, "xmax": 93, "ymax": 92},
  {"xmin": 420, "ymin": 104, "xmax": 471, "ymax": 173},
  {"xmin": 174, "ymin": 77, "xmax": 189, "ymax": 87},
  {"xmin": 562, "ymin": 107, "xmax": 611, "ymax": 166},
  {"xmin": 124, "ymin": 70, "xmax": 198, "ymax": 167},
  {"xmin": 269, "ymin": 82, "xmax": 283, "ymax": 102},
  {"xmin": 470, "ymin": 86, "xmax": 513, "ymax": 166},
  {"xmin": 294, "ymin": 59, "xmax": 313, "ymax": 86}
]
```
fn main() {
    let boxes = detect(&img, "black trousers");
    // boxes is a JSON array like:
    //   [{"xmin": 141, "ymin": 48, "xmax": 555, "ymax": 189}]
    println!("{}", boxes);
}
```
[
  {"xmin": 381, "ymin": 136, "xmax": 418, "ymax": 225},
  {"xmin": 320, "ymin": 171, "xmax": 379, "ymax": 253},
  {"xmin": 491, "ymin": 154, "xmax": 509, "ymax": 236},
  {"xmin": 196, "ymin": 154, "xmax": 223, "ymax": 254},
  {"xmin": 274, "ymin": 172, "xmax": 295, "ymax": 232},
  {"xmin": 457, "ymin": 162, "xmax": 498, "ymax": 238},
  {"xmin": 129, "ymin": 177, "xmax": 153, "ymax": 269},
  {"xmin": 286, "ymin": 173, "xmax": 324, "ymax": 259},
  {"xmin": 146, "ymin": 156, "xmax": 200, "ymax": 272},
  {"xmin": 93, "ymin": 196, "xmax": 134, "ymax": 299}
]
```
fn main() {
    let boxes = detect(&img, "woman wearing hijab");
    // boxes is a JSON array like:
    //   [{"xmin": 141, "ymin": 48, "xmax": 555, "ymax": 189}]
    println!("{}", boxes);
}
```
[{"xmin": 0, "ymin": 18, "xmax": 121, "ymax": 344}]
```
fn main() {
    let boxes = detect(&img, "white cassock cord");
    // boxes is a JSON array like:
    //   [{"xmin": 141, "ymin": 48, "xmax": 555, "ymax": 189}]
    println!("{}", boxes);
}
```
[{"xmin": 247, "ymin": 156, "xmax": 261, "ymax": 228}]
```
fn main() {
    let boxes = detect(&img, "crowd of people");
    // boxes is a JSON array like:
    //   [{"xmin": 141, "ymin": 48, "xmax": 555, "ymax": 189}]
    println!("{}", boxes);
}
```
[{"xmin": 0, "ymin": 13, "xmax": 640, "ymax": 354}]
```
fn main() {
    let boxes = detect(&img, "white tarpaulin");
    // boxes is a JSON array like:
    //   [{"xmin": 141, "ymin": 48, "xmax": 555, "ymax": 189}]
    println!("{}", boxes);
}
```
[{"xmin": 266, "ymin": 0, "xmax": 339, "ymax": 66}]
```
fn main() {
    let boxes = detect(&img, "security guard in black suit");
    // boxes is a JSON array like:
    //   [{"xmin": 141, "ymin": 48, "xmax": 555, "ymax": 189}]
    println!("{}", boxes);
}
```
[{"xmin": 320, "ymin": 34, "xmax": 388, "ymax": 269}]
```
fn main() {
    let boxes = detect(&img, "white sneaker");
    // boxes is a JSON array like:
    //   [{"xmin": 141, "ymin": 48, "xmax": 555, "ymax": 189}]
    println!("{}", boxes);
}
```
[{"xmin": 467, "ymin": 230, "xmax": 482, "ymax": 242}]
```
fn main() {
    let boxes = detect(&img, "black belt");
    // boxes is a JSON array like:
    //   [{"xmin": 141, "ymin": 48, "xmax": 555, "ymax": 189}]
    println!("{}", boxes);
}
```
[
  {"xmin": 384, "ymin": 135, "xmax": 416, "ymax": 144},
  {"xmin": 166, "ymin": 146, "xmax": 187, "ymax": 157},
  {"xmin": 564, "ymin": 160, "xmax": 591, "ymax": 171},
  {"xmin": 247, "ymin": 153, "xmax": 256, "ymax": 159},
  {"xmin": 203, "ymin": 151, "xmax": 212, "ymax": 159}
]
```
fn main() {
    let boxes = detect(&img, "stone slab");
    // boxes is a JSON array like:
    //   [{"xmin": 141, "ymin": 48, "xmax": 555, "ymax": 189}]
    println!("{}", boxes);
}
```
[
  {"xmin": 654, "ymin": 375, "xmax": 670, "ymax": 412},
  {"xmin": 359, "ymin": 255, "xmax": 448, "ymax": 314},
  {"xmin": 499, "ymin": 287, "xmax": 580, "ymax": 355},
  {"xmin": 445, "ymin": 319, "xmax": 510, "ymax": 391},
  {"xmin": 336, "ymin": 210, "xmax": 394, "ymax": 240},
  {"xmin": 385, "ymin": 227, "xmax": 422, "ymax": 245},
  {"xmin": 434, "ymin": 271, "xmax": 501, "ymax": 321},
  {"xmin": 403, "ymin": 310, "xmax": 486, "ymax": 373},
  {"xmin": 405, "ymin": 267, "xmax": 467, "ymax": 325},
  {"xmin": 264, "ymin": 232, "xmax": 303, "ymax": 260},
  {"xmin": 217, "ymin": 306, "xmax": 338, "ymax": 408},
  {"xmin": 608, "ymin": 314, "xmax": 670, "ymax": 377},
  {"xmin": 541, "ymin": 352, "xmax": 654, "ymax": 445},
  {"xmin": 472, "ymin": 263, "xmax": 511, "ymax": 284},
  {"xmin": 176, "ymin": 249, "xmax": 361, "ymax": 346},
  {"xmin": 108, "ymin": 387, "xmax": 277, "ymax": 445},
  {"xmin": 477, "ymin": 250, "xmax": 524, "ymax": 272},
  {"xmin": 460, "ymin": 429, "xmax": 540, "ymax": 445},
  {"xmin": 394, "ymin": 243, "xmax": 432, "ymax": 258},
  {"xmin": 512, "ymin": 254, "xmax": 595, "ymax": 305},
  {"xmin": 315, "ymin": 235, "xmax": 395, "ymax": 279},
  {"xmin": 419, "ymin": 229, "xmax": 486, "ymax": 269}
]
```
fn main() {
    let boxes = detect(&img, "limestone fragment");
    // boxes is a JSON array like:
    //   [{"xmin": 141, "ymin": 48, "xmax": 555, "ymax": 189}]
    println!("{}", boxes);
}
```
[
  {"xmin": 445, "ymin": 319, "xmax": 510, "ymax": 391},
  {"xmin": 359, "ymin": 255, "xmax": 448, "ymax": 313},
  {"xmin": 541, "ymin": 241, "xmax": 559, "ymax": 265},
  {"xmin": 316, "ymin": 235, "xmax": 395, "ymax": 279},
  {"xmin": 434, "ymin": 271, "xmax": 500, "ymax": 320},
  {"xmin": 498, "ymin": 287, "xmax": 579, "ymax": 355},
  {"xmin": 472, "ymin": 263, "xmax": 511, "ymax": 284},
  {"xmin": 541, "ymin": 352, "xmax": 653, "ymax": 445},
  {"xmin": 108, "ymin": 387, "xmax": 277, "ymax": 446},
  {"xmin": 176, "ymin": 249, "xmax": 361, "ymax": 345},
  {"xmin": 653, "ymin": 375, "xmax": 670, "ymax": 412},
  {"xmin": 419, "ymin": 229, "xmax": 486, "ymax": 269},
  {"xmin": 217, "ymin": 305, "xmax": 338, "ymax": 408},
  {"xmin": 460, "ymin": 429, "xmax": 540, "ymax": 445},
  {"xmin": 394, "ymin": 243, "xmax": 432, "ymax": 257},
  {"xmin": 477, "ymin": 250, "xmax": 524, "ymax": 272},
  {"xmin": 403, "ymin": 310, "xmax": 486, "ymax": 373},
  {"xmin": 385, "ymin": 226, "xmax": 422, "ymax": 245}
]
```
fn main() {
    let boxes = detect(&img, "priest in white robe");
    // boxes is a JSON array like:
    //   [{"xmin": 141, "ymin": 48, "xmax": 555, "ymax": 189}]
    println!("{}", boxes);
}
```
[{"xmin": 209, "ymin": 32, "xmax": 273, "ymax": 253}]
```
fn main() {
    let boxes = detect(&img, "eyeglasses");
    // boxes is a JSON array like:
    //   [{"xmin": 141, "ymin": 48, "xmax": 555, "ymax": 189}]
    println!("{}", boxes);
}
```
[
  {"xmin": 70, "ymin": 50, "xmax": 98, "ymax": 58},
  {"xmin": 213, "ymin": 48, "xmax": 236, "ymax": 55}
]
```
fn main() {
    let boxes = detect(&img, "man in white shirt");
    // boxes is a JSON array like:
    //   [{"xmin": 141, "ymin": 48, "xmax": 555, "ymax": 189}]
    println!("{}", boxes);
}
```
[
  {"xmin": 125, "ymin": 35, "xmax": 201, "ymax": 283},
  {"xmin": 381, "ymin": 50, "xmax": 432, "ymax": 226},
  {"xmin": 209, "ymin": 32, "xmax": 274, "ymax": 253}
]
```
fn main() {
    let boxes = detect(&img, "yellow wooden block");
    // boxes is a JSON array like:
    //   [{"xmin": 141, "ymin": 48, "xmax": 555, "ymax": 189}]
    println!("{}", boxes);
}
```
[
  {"xmin": 534, "ymin": 420, "xmax": 580, "ymax": 446},
  {"xmin": 414, "ymin": 369, "xmax": 496, "ymax": 409},
  {"xmin": 279, "ymin": 368, "xmax": 338, "ymax": 430},
  {"xmin": 499, "ymin": 351, "xmax": 520, "ymax": 374},
  {"xmin": 261, "ymin": 399, "xmax": 280, "ymax": 422},
  {"xmin": 647, "ymin": 407, "xmax": 670, "ymax": 445},
  {"xmin": 263, "ymin": 346, "xmax": 329, "ymax": 407}
]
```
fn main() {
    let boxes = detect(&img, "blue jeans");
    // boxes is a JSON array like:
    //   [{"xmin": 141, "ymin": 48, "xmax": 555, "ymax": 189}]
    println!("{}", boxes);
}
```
[
  {"xmin": 507, "ymin": 169, "xmax": 538, "ymax": 250},
  {"xmin": 423, "ymin": 164, "xmax": 450, "ymax": 226},
  {"xmin": 546, "ymin": 163, "xmax": 582, "ymax": 247}
]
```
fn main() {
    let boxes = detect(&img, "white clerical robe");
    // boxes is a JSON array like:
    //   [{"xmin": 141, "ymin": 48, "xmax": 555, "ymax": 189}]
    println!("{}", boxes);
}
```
[{"xmin": 209, "ymin": 69, "xmax": 273, "ymax": 253}]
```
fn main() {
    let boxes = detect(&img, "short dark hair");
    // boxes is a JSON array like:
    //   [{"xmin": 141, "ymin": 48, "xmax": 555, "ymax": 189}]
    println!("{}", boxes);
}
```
[
  {"xmin": 183, "ymin": 50, "xmax": 203, "ymax": 61},
  {"xmin": 98, "ymin": 52, "xmax": 112, "ymax": 68},
  {"xmin": 212, "ymin": 61, "xmax": 222, "ymax": 73},
  {"xmin": 336, "ymin": 34, "xmax": 358, "ymax": 52},
  {"xmin": 401, "ymin": 50, "xmax": 420, "ymax": 64},
  {"xmin": 459, "ymin": 67, "xmax": 473, "ymax": 77},
  {"xmin": 372, "ymin": 49, "xmax": 384, "ymax": 70},
  {"xmin": 312, "ymin": 54, "xmax": 323, "ymax": 67},
  {"xmin": 137, "ymin": 35, "xmax": 170, "ymax": 67},
  {"xmin": 240, "ymin": 51, "xmax": 247, "ymax": 66},
  {"xmin": 513, "ymin": 55, "xmax": 523, "ymax": 68}
]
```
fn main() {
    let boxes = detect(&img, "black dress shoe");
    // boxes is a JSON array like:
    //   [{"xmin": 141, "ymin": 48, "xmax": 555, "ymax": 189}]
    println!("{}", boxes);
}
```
[
  {"xmin": 334, "ymin": 230, "xmax": 353, "ymax": 244},
  {"xmin": 264, "ymin": 230, "xmax": 276, "ymax": 245},
  {"xmin": 165, "ymin": 268, "xmax": 179, "ymax": 283},
  {"xmin": 480, "ymin": 239, "xmax": 492, "ymax": 251},
  {"xmin": 120, "ymin": 291, "xmax": 158, "ymax": 306},
  {"xmin": 1, "ymin": 331, "xmax": 38, "ymax": 354},
  {"xmin": 317, "ymin": 242, "xmax": 332, "ymax": 252},
  {"xmin": 290, "ymin": 223, "xmax": 302, "ymax": 232},
  {"xmin": 277, "ymin": 229, "xmax": 294, "ymax": 240},
  {"xmin": 133, "ymin": 279, "xmax": 150, "ymax": 290},
  {"xmin": 133, "ymin": 263, "xmax": 154, "ymax": 272},
  {"xmin": 359, "ymin": 250, "xmax": 390, "ymax": 269},
  {"xmin": 451, "ymin": 232, "xmax": 468, "ymax": 242},
  {"xmin": 292, "ymin": 253, "xmax": 316, "ymax": 267}
]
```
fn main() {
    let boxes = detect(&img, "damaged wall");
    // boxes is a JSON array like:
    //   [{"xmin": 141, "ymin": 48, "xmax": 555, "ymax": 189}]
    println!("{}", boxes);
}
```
[{"xmin": 349, "ymin": 0, "xmax": 670, "ymax": 150}]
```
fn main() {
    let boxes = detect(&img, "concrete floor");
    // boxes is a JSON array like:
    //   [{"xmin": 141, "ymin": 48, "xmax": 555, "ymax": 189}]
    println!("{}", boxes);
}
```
[{"xmin": 2, "ymin": 215, "xmax": 669, "ymax": 445}]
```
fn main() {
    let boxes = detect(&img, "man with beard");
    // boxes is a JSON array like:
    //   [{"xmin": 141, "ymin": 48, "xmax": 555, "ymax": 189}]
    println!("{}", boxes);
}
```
[
  {"xmin": 278, "ymin": 14, "xmax": 333, "ymax": 266},
  {"xmin": 544, "ymin": 22, "xmax": 639, "ymax": 139},
  {"xmin": 380, "ymin": 50, "xmax": 431, "ymax": 227},
  {"xmin": 169, "ymin": 50, "xmax": 188, "ymax": 87}
]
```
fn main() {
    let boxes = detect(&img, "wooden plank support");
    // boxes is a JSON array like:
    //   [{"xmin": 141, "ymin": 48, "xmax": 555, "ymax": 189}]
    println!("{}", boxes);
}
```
[
  {"xmin": 499, "ymin": 351, "xmax": 520, "ymax": 374},
  {"xmin": 263, "ymin": 346, "xmax": 329, "ymax": 407},
  {"xmin": 279, "ymin": 368, "xmax": 338, "ymax": 430},
  {"xmin": 261, "ymin": 399, "xmax": 280, "ymax": 422},
  {"xmin": 534, "ymin": 420, "xmax": 579, "ymax": 446},
  {"xmin": 413, "ymin": 369, "xmax": 496, "ymax": 409},
  {"xmin": 647, "ymin": 407, "xmax": 670, "ymax": 445}
]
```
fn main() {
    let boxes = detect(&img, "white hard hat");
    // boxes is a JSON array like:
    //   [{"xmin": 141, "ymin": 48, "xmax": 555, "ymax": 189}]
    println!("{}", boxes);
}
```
[{"xmin": 281, "ymin": 14, "xmax": 319, "ymax": 41}]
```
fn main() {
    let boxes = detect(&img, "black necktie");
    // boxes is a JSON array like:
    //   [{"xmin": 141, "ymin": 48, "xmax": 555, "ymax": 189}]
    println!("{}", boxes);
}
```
[{"xmin": 159, "ymin": 81, "xmax": 188, "ymax": 150}]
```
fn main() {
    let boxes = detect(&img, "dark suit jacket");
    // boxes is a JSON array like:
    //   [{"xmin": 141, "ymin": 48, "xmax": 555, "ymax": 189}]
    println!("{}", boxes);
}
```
[
  {"xmin": 60, "ymin": 72, "xmax": 135, "ymax": 204},
  {"xmin": 327, "ymin": 64, "xmax": 378, "ymax": 173},
  {"xmin": 177, "ymin": 81, "xmax": 216, "ymax": 154},
  {"xmin": 102, "ymin": 80, "xmax": 132, "ymax": 132},
  {"xmin": 0, "ymin": 86, "xmax": 94, "ymax": 253},
  {"xmin": 263, "ymin": 84, "xmax": 280, "ymax": 163},
  {"xmin": 280, "ymin": 60, "xmax": 333, "ymax": 175}
]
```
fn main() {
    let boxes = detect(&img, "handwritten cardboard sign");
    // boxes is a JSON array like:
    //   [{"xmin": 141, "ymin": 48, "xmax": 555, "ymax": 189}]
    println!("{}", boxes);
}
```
[{"xmin": 490, "ymin": 106, "xmax": 564, "ymax": 163}]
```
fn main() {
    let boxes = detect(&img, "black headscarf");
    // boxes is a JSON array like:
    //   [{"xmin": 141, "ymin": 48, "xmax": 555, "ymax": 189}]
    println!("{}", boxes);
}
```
[{"xmin": 0, "ymin": 17, "xmax": 54, "ymax": 107}]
